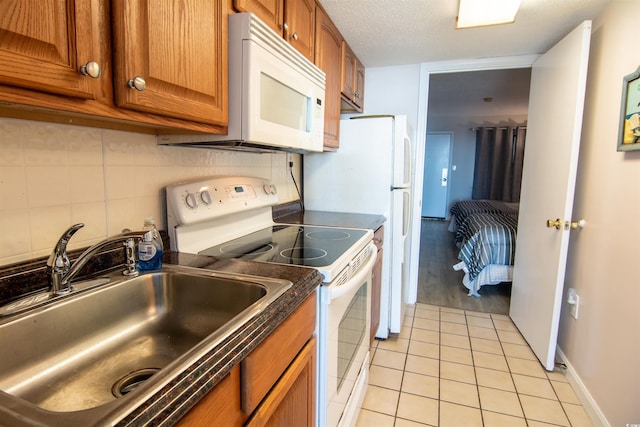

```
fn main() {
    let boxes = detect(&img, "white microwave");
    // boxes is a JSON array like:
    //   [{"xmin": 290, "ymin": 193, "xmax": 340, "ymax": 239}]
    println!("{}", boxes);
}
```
[{"xmin": 159, "ymin": 13, "xmax": 326, "ymax": 153}]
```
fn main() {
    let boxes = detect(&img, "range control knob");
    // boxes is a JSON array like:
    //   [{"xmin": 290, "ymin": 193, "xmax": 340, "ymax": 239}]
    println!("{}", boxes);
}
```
[
  {"xmin": 263, "ymin": 184, "xmax": 271, "ymax": 195},
  {"xmin": 185, "ymin": 193, "xmax": 198, "ymax": 209},
  {"xmin": 269, "ymin": 184, "xmax": 277, "ymax": 195},
  {"xmin": 200, "ymin": 190, "xmax": 212, "ymax": 205}
]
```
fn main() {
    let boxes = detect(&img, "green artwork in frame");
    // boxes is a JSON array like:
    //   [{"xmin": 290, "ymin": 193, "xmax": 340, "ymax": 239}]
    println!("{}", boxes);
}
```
[{"xmin": 618, "ymin": 65, "xmax": 640, "ymax": 151}]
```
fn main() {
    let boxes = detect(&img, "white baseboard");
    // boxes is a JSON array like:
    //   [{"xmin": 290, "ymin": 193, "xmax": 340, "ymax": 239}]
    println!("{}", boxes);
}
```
[{"xmin": 555, "ymin": 347, "xmax": 610, "ymax": 427}]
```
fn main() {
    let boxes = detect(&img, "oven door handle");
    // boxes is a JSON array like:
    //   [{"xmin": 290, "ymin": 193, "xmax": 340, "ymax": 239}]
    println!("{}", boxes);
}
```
[{"xmin": 329, "ymin": 242, "xmax": 377, "ymax": 302}]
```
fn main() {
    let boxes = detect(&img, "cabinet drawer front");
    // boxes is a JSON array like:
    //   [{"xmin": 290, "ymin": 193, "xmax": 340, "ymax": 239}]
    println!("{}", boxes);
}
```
[{"xmin": 241, "ymin": 292, "xmax": 316, "ymax": 414}]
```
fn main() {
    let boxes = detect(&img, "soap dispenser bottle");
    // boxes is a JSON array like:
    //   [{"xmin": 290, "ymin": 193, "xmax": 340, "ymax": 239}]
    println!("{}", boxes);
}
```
[{"xmin": 138, "ymin": 217, "xmax": 163, "ymax": 271}]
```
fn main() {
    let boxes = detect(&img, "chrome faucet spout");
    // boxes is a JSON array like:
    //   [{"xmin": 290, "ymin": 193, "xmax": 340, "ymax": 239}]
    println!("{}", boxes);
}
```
[
  {"xmin": 47, "ymin": 223, "xmax": 85, "ymax": 295},
  {"xmin": 48, "ymin": 226, "xmax": 147, "ymax": 296}
]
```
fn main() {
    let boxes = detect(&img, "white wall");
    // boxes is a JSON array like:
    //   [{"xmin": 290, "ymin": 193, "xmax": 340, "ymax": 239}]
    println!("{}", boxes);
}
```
[
  {"xmin": 358, "ymin": 64, "xmax": 422, "ymax": 138},
  {"xmin": 0, "ymin": 118, "xmax": 301, "ymax": 266},
  {"xmin": 558, "ymin": 1, "xmax": 640, "ymax": 425}
]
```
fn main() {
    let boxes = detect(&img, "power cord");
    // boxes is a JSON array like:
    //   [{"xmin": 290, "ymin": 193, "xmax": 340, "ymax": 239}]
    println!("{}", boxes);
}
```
[{"xmin": 289, "ymin": 159, "xmax": 304, "ymax": 212}]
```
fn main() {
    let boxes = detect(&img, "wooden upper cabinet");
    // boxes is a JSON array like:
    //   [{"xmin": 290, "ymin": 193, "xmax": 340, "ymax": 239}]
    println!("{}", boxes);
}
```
[
  {"xmin": 234, "ymin": 0, "xmax": 283, "ymax": 34},
  {"xmin": 234, "ymin": 0, "xmax": 314, "ymax": 62},
  {"xmin": 0, "ymin": 0, "xmax": 102, "ymax": 99},
  {"xmin": 354, "ymin": 58, "xmax": 365, "ymax": 107},
  {"xmin": 283, "ymin": 0, "xmax": 315, "ymax": 62},
  {"xmin": 341, "ymin": 42, "xmax": 356, "ymax": 103},
  {"xmin": 314, "ymin": 6, "xmax": 342, "ymax": 150},
  {"xmin": 340, "ymin": 40, "xmax": 365, "ymax": 112},
  {"xmin": 111, "ymin": 0, "xmax": 228, "ymax": 126}
]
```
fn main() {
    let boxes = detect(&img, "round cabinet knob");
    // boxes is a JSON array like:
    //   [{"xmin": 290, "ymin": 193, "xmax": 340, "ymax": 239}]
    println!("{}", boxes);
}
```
[
  {"xmin": 283, "ymin": 22, "xmax": 289, "ymax": 31},
  {"xmin": 80, "ymin": 61, "xmax": 101, "ymax": 79},
  {"xmin": 127, "ymin": 76, "xmax": 146, "ymax": 91},
  {"xmin": 290, "ymin": 32, "xmax": 299, "ymax": 41},
  {"xmin": 200, "ymin": 190, "xmax": 212, "ymax": 205},
  {"xmin": 185, "ymin": 193, "xmax": 198, "ymax": 209}
]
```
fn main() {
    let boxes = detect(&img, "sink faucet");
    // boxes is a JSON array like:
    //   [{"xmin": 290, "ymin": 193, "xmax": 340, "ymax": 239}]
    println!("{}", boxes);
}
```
[{"xmin": 47, "ymin": 224, "xmax": 147, "ymax": 296}]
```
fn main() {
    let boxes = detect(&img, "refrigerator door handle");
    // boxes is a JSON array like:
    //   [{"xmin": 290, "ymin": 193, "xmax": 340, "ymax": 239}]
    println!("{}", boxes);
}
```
[{"xmin": 403, "ymin": 136, "xmax": 412, "ymax": 187}]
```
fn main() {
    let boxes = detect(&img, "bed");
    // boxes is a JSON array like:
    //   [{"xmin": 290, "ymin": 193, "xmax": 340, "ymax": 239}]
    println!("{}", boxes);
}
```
[
  {"xmin": 448, "ymin": 199, "xmax": 519, "ymax": 233},
  {"xmin": 448, "ymin": 200, "xmax": 519, "ymax": 297}
]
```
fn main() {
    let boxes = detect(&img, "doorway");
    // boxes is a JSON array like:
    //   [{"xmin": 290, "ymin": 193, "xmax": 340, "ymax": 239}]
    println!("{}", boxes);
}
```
[
  {"xmin": 421, "ymin": 132, "xmax": 451, "ymax": 218},
  {"xmin": 416, "ymin": 68, "xmax": 531, "ymax": 313}
]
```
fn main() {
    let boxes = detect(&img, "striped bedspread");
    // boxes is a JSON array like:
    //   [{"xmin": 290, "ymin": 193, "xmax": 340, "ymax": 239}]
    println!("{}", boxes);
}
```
[
  {"xmin": 457, "ymin": 212, "xmax": 518, "ymax": 283},
  {"xmin": 449, "ymin": 200, "xmax": 519, "ymax": 231}
]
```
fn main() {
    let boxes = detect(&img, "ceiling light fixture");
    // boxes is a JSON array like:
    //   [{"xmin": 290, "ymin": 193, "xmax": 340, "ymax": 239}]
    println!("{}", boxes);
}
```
[{"xmin": 456, "ymin": 0, "xmax": 522, "ymax": 29}]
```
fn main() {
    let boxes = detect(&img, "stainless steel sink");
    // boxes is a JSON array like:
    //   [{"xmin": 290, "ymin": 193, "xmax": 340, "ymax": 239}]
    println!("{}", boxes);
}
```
[{"xmin": 0, "ymin": 264, "xmax": 291, "ymax": 425}]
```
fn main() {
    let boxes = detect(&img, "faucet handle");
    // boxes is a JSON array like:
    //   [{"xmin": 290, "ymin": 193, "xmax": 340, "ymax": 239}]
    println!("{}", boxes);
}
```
[{"xmin": 47, "ymin": 223, "xmax": 85, "ymax": 273}]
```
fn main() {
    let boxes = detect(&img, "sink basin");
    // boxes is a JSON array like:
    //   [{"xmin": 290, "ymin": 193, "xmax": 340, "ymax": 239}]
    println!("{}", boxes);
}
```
[{"xmin": 0, "ymin": 264, "xmax": 291, "ymax": 423}]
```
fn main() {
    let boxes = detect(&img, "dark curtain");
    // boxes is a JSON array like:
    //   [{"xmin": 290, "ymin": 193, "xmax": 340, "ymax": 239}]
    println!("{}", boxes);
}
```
[{"xmin": 471, "ymin": 127, "xmax": 526, "ymax": 202}]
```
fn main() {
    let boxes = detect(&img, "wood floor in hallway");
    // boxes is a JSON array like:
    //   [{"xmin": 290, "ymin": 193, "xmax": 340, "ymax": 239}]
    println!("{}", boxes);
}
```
[{"xmin": 417, "ymin": 219, "xmax": 511, "ymax": 315}]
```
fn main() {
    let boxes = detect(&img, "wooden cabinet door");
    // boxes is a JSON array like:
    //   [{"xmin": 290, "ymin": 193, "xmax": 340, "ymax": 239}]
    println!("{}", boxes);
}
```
[
  {"xmin": 283, "ymin": 0, "xmax": 315, "ymax": 62},
  {"xmin": 340, "ymin": 41, "xmax": 356, "ymax": 102},
  {"xmin": 0, "ymin": 0, "xmax": 101, "ymax": 99},
  {"xmin": 246, "ymin": 337, "xmax": 316, "ymax": 427},
  {"xmin": 315, "ymin": 6, "xmax": 342, "ymax": 150},
  {"xmin": 234, "ymin": 0, "xmax": 284, "ymax": 35},
  {"xmin": 175, "ymin": 365, "xmax": 246, "ymax": 427},
  {"xmin": 111, "ymin": 0, "xmax": 228, "ymax": 126},
  {"xmin": 340, "ymin": 41, "xmax": 364, "ymax": 112},
  {"xmin": 353, "ymin": 57, "xmax": 365, "ymax": 110}
]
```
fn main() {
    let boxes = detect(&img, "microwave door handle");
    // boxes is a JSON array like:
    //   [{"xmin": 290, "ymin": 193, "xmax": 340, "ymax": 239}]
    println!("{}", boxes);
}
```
[{"xmin": 329, "ymin": 243, "xmax": 377, "ymax": 302}]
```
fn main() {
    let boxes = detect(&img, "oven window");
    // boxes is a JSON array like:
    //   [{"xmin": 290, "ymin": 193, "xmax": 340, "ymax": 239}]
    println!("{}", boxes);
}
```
[{"xmin": 337, "ymin": 282, "xmax": 368, "ymax": 392}]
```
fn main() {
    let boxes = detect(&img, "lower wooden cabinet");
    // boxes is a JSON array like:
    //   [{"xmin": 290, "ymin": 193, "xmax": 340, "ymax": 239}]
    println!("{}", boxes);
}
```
[
  {"xmin": 176, "ymin": 292, "xmax": 317, "ymax": 427},
  {"xmin": 246, "ymin": 337, "xmax": 316, "ymax": 427},
  {"xmin": 175, "ymin": 365, "xmax": 245, "ymax": 426}
]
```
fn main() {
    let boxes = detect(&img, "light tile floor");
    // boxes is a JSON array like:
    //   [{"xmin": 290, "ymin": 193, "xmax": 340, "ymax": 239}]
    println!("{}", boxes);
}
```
[{"xmin": 356, "ymin": 304, "xmax": 592, "ymax": 427}]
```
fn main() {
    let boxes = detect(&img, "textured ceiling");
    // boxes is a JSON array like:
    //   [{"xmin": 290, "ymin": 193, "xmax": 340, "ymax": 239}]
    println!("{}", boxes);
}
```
[
  {"xmin": 317, "ymin": 0, "xmax": 611, "ymax": 122},
  {"xmin": 318, "ymin": 0, "xmax": 612, "ymax": 67},
  {"xmin": 428, "ymin": 68, "xmax": 532, "ymax": 120}
]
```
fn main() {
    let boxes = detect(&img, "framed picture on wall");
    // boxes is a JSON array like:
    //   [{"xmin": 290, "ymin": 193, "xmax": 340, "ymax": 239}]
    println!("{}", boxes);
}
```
[{"xmin": 617, "ymin": 65, "xmax": 640, "ymax": 151}]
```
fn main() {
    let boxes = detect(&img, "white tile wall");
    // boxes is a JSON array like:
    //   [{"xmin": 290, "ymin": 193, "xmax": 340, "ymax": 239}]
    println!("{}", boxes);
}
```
[{"xmin": 0, "ymin": 118, "xmax": 302, "ymax": 266}]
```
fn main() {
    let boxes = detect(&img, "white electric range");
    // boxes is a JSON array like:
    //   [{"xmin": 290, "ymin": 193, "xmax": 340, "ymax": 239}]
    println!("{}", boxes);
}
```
[{"xmin": 166, "ymin": 176, "xmax": 375, "ymax": 427}]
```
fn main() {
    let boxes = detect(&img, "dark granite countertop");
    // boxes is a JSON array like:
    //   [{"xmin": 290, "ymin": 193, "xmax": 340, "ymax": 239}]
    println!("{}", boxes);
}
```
[
  {"xmin": 117, "ymin": 253, "xmax": 322, "ymax": 426},
  {"xmin": 276, "ymin": 209, "xmax": 386, "ymax": 231},
  {"xmin": 0, "ymin": 251, "xmax": 322, "ymax": 427}
]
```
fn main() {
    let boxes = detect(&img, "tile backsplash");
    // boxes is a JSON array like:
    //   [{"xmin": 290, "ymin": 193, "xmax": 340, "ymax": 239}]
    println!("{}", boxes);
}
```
[{"xmin": 0, "ymin": 118, "xmax": 302, "ymax": 266}]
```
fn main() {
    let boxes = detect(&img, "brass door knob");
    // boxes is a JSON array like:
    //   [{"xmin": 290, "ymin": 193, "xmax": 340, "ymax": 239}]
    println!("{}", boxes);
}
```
[
  {"xmin": 546, "ymin": 218, "xmax": 562, "ymax": 230},
  {"xmin": 569, "ymin": 219, "xmax": 586, "ymax": 229}
]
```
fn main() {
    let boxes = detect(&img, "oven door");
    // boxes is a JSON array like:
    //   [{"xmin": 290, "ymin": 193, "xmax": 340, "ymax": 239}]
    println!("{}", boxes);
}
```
[{"xmin": 319, "ymin": 243, "xmax": 376, "ymax": 427}]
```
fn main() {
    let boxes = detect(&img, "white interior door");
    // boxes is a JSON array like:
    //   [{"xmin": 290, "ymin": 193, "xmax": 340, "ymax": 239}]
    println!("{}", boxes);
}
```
[
  {"xmin": 422, "ymin": 133, "xmax": 451, "ymax": 218},
  {"xmin": 510, "ymin": 21, "xmax": 591, "ymax": 371}
]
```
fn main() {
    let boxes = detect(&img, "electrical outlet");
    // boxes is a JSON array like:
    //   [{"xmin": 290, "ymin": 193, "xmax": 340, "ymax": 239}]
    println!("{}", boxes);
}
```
[
  {"xmin": 567, "ymin": 288, "xmax": 579, "ymax": 319},
  {"xmin": 571, "ymin": 293, "xmax": 580, "ymax": 319}
]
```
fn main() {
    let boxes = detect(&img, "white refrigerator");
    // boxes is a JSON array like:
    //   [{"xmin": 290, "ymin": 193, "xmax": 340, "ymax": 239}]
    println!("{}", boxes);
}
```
[{"xmin": 303, "ymin": 115, "xmax": 413, "ymax": 338}]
